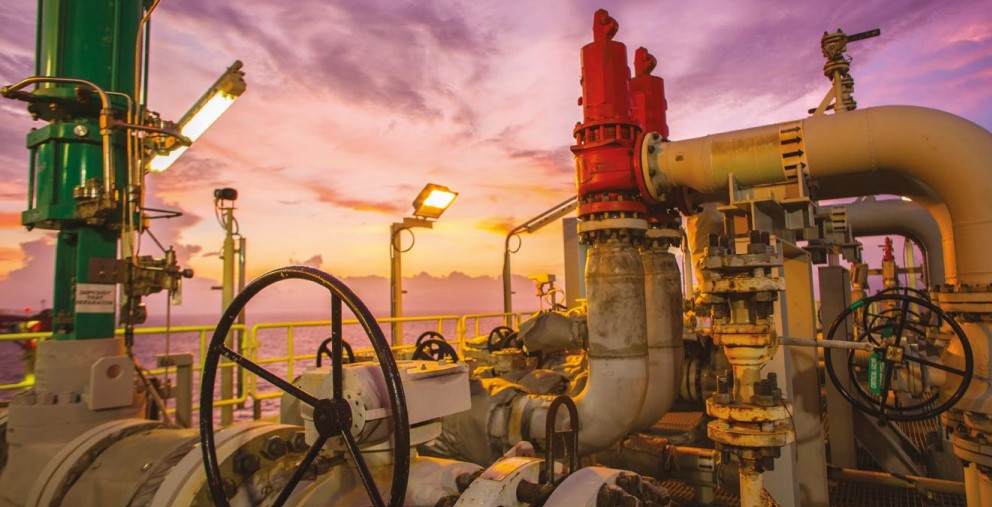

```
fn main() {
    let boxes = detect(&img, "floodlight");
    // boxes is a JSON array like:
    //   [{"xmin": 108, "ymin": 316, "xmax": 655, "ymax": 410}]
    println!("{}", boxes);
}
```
[
  {"xmin": 412, "ymin": 183, "xmax": 458, "ymax": 219},
  {"xmin": 147, "ymin": 60, "xmax": 246, "ymax": 173}
]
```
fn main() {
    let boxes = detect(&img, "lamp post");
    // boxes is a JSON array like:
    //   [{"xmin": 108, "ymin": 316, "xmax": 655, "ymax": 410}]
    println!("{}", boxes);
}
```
[
  {"xmin": 501, "ymin": 196, "xmax": 578, "ymax": 315},
  {"xmin": 389, "ymin": 184, "xmax": 457, "ymax": 345}
]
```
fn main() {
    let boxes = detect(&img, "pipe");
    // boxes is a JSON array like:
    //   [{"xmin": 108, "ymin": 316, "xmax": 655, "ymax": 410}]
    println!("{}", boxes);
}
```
[
  {"xmin": 828, "ymin": 198, "xmax": 945, "ymax": 285},
  {"xmin": 828, "ymin": 466, "xmax": 966, "ymax": 495},
  {"xmin": 804, "ymin": 107, "xmax": 992, "ymax": 285},
  {"xmin": 511, "ymin": 239, "xmax": 648, "ymax": 454},
  {"xmin": 647, "ymin": 106, "xmax": 992, "ymax": 285},
  {"xmin": 2, "ymin": 76, "xmax": 115, "ymax": 198},
  {"xmin": 634, "ymin": 246, "xmax": 682, "ymax": 429}
]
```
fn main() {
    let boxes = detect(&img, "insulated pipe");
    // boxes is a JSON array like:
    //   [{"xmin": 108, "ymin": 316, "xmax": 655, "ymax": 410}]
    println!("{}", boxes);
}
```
[
  {"xmin": 634, "ymin": 246, "xmax": 683, "ymax": 429},
  {"xmin": 512, "ymin": 240, "xmax": 648, "ymax": 454},
  {"xmin": 644, "ymin": 106, "xmax": 992, "ymax": 285},
  {"xmin": 830, "ymin": 198, "xmax": 945, "ymax": 285}
]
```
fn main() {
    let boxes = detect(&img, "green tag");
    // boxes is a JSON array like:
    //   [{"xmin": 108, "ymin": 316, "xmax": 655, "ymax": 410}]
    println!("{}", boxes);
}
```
[{"xmin": 868, "ymin": 352, "xmax": 886, "ymax": 396}]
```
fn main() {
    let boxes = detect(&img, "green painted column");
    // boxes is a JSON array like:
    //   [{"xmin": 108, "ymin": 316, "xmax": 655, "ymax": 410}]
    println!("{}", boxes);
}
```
[{"xmin": 25, "ymin": 0, "xmax": 144, "ymax": 339}]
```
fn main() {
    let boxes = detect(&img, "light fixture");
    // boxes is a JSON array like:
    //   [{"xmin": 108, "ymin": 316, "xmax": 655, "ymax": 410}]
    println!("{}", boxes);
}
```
[
  {"xmin": 390, "ymin": 183, "xmax": 457, "ymax": 345},
  {"xmin": 147, "ymin": 60, "xmax": 246, "ymax": 173},
  {"xmin": 412, "ymin": 183, "xmax": 458, "ymax": 219}
]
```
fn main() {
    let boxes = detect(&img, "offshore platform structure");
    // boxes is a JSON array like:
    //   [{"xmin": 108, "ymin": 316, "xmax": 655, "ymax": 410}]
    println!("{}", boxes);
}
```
[{"xmin": 2, "ymin": 3, "xmax": 992, "ymax": 507}]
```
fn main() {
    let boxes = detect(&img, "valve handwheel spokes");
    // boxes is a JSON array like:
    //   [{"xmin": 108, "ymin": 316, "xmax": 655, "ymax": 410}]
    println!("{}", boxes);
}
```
[
  {"xmin": 414, "ymin": 330, "xmax": 445, "ymax": 348},
  {"xmin": 199, "ymin": 266, "xmax": 409, "ymax": 507},
  {"xmin": 316, "ymin": 336, "xmax": 355, "ymax": 366},
  {"xmin": 824, "ymin": 292, "xmax": 973, "ymax": 422},
  {"xmin": 412, "ymin": 337, "xmax": 458, "ymax": 362},
  {"xmin": 487, "ymin": 326, "xmax": 515, "ymax": 352}
]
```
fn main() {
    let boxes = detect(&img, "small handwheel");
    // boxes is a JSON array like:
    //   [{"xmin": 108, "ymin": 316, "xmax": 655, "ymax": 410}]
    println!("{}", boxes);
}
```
[
  {"xmin": 487, "ymin": 326, "xmax": 515, "ymax": 352},
  {"xmin": 200, "ymin": 266, "xmax": 409, "ymax": 507},
  {"xmin": 412, "ymin": 337, "xmax": 458, "ymax": 362},
  {"xmin": 316, "ymin": 336, "xmax": 355, "ymax": 366},
  {"xmin": 415, "ymin": 331, "xmax": 445, "ymax": 349},
  {"xmin": 824, "ymin": 292, "xmax": 973, "ymax": 422}
]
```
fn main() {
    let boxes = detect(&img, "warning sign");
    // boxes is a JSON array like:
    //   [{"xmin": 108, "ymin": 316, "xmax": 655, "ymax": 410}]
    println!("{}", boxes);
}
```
[{"xmin": 76, "ymin": 283, "xmax": 115, "ymax": 313}]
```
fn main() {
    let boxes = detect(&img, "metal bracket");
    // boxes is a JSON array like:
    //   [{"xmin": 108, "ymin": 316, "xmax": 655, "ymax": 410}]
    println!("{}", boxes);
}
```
[{"xmin": 544, "ymin": 395, "xmax": 579, "ymax": 485}]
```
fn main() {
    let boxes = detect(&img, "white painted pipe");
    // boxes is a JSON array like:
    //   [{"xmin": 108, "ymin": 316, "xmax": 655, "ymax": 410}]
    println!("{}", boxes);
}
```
[
  {"xmin": 514, "ymin": 239, "xmax": 648, "ymax": 455},
  {"xmin": 633, "ymin": 246, "xmax": 682, "ymax": 430},
  {"xmin": 831, "ymin": 198, "xmax": 945, "ymax": 285},
  {"xmin": 646, "ymin": 106, "xmax": 992, "ymax": 285}
]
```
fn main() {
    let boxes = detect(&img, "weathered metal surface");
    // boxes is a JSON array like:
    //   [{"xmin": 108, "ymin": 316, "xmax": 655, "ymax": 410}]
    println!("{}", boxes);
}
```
[
  {"xmin": 706, "ymin": 419, "xmax": 794, "ymax": 449},
  {"xmin": 706, "ymin": 399, "xmax": 792, "ymax": 423}
]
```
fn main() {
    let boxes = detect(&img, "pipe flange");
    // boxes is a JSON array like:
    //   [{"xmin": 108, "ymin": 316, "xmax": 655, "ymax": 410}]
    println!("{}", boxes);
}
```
[
  {"xmin": 702, "ymin": 276, "xmax": 785, "ymax": 294},
  {"xmin": 706, "ymin": 399, "xmax": 792, "ymax": 424},
  {"xmin": 577, "ymin": 217, "xmax": 648, "ymax": 233},
  {"xmin": 707, "ymin": 419, "xmax": 794, "ymax": 449},
  {"xmin": 640, "ymin": 131, "xmax": 666, "ymax": 202},
  {"xmin": 951, "ymin": 435, "xmax": 992, "ymax": 467},
  {"xmin": 933, "ymin": 286, "xmax": 992, "ymax": 316}
]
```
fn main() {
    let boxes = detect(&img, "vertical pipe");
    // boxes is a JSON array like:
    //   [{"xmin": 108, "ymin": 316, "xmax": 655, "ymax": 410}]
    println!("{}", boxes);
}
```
[
  {"xmin": 220, "ymin": 206, "xmax": 234, "ymax": 425},
  {"xmin": 964, "ymin": 463, "xmax": 982, "ymax": 507},
  {"xmin": 739, "ymin": 465, "xmax": 764, "ymax": 507},
  {"xmin": 502, "ymin": 246, "xmax": 512, "ymax": 319},
  {"xmin": 634, "ymin": 245, "xmax": 683, "ymax": 429},
  {"xmin": 390, "ymin": 222, "xmax": 403, "ymax": 345}
]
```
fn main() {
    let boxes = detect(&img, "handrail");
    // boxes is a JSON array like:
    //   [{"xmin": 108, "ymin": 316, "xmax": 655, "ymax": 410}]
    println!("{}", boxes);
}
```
[
  {"xmin": 247, "ymin": 315, "xmax": 459, "ymax": 403},
  {"xmin": 0, "ymin": 325, "xmax": 249, "ymax": 413},
  {"xmin": 456, "ymin": 312, "xmax": 533, "ymax": 349},
  {"xmin": 1, "ymin": 311, "xmax": 539, "ymax": 422}
]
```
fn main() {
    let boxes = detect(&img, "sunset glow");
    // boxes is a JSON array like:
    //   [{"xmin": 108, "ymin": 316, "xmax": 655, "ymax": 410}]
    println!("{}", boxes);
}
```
[{"xmin": 0, "ymin": 1, "xmax": 990, "ymax": 317}]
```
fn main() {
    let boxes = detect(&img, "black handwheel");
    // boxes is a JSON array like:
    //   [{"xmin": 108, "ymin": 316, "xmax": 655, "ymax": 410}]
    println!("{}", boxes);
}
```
[
  {"xmin": 316, "ymin": 336, "xmax": 355, "ymax": 366},
  {"xmin": 200, "ymin": 266, "xmax": 409, "ymax": 507},
  {"xmin": 415, "ymin": 331, "xmax": 445, "ymax": 349},
  {"xmin": 412, "ymin": 337, "xmax": 458, "ymax": 362},
  {"xmin": 499, "ymin": 330, "xmax": 521, "ymax": 350},
  {"xmin": 824, "ymin": 292, "xmax": 973, "ymax": 422},
  {"xmin": 487, "ymin": 326, "xmax": 515, "ymax": 352}
]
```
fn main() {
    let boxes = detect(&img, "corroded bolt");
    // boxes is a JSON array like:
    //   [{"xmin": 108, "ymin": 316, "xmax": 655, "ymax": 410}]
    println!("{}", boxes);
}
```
[
  {"xmin": 615, "ymin": 472, "xmax": 642, "ymax": 494},
  {"xmin": 716, "ymin": 375, "xmax": 730, "ymax": 394},
  {"xmin": 233, "ymin": 453, "xmax": 260, "ymax": 476},
  {"xmin": 456, "ymin": 469, "xmax": 483, "ymax": 492},
  {"xmin": 262, "ymin": 436, "xmax": 287, "ymax": 460},
  {"xmin": 292, "ymin": 431, "xmax": 309, "ymax": 452}
]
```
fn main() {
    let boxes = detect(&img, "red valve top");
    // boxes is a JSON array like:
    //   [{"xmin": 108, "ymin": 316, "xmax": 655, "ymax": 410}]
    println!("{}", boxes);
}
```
[
  {"xmin": 579, "ymin": 9, "xmax": 635, "ymax": 124},
  {"xmin": 630, "ymin": 47, "xmax": 669, "ymax": 139}
]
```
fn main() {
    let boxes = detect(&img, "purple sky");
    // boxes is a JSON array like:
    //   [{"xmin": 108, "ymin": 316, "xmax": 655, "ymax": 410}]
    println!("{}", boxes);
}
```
[{"xmin": 0, "ymin": 1, "xmax": 989, "ymax": 316}]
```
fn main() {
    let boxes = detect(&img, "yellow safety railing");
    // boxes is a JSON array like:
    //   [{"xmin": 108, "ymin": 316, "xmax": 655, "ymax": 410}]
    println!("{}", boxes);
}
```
[
  {"xmin": 456, "ymin": 312, "xmax": 533, "ymax": 349},
  {"xmin": 0, "ymin": 325, "xmax": 249, "ymax": 413},
  {"xmin": 247, "ymin": 315, "xmax": 460, "ymax": 403},
  {"xmin": 1, "ymin": 311, "xmax": 541, "ymax": 422}
]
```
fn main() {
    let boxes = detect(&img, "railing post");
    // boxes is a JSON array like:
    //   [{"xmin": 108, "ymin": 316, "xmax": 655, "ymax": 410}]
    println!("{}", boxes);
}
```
[{"xmin": 156, "ymin": 352, "xmax": 193, "ymax": 428}]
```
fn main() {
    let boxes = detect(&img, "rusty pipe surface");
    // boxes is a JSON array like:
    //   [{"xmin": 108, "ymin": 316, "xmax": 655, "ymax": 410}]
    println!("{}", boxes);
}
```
[
  {"xmin": 517, "ymin": 239, "xmax": 648, "ymax": 455},
  {"xmin": 633, "ymin": 246, "xmax": 683, "ymax": 429},
  {"xmin": 829, "ymin": 198, "xmax": 945, "ymax": 285}
]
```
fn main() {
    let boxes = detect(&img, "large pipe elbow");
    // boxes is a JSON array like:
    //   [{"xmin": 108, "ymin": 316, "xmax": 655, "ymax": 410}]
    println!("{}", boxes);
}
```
[
  {"xmin": 516, "ymin": 240, "xmax": 649, "ymax": 455},
  {"xmin": 803, "ymin": 106, "xmax": 992, "ymax": 284},
  {"xmin": 831, "ymin": 198, "xmax": 945, "ymax": 285},
  {"xmin": 646, "ymin": 106, "xmax": 992, "ymax": 285}
]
